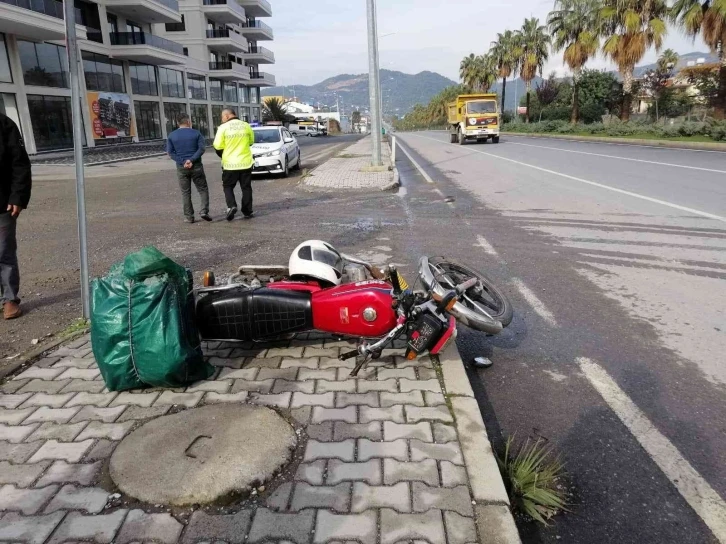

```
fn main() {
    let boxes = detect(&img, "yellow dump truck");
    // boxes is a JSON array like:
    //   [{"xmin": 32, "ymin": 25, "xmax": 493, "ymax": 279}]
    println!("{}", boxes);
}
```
[{"xmin": 447, "ymin": 93, "xmax": 500, "ymax": 144}]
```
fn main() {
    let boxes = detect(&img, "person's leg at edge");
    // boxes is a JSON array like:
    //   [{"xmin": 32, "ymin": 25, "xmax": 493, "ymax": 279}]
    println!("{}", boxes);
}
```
[
  {"xmin": 0, "ymin": 212, "xmax": 21, "ymax": 318},
  {"xmin": 222, "ymin": 169, "xmax": 239, "ymax": 220},
  {"xmin": 192, "ymin": 163, "xmax": 211, "ymax": 219},
  {"xmin": 240, "ymin": 167, "xmax": 253, "ymax": 217},
  {"xmin": 177, "ymin": 166, "xmax": 195, "ymax": 222}
]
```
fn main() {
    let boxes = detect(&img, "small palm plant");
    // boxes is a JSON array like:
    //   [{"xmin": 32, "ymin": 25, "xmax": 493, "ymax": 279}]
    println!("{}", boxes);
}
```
[{"xmin": 497, "ymin": 436, "xmax": 567, "ymax": 525}]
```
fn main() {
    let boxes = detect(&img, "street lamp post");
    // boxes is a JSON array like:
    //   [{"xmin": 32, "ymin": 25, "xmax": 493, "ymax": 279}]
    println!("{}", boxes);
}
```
[
  {"xmin": 63, "ymin": 0, "xmax": 91, "ymax": 319},
  {"xmin": 366, "ymin": 0, "xmax": 382, "ymax": 166}
]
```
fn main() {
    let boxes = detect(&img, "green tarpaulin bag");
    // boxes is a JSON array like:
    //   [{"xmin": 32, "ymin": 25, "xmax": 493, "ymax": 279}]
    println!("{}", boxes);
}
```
[{"xmin": 91, "ymin": 247, "xmax": 213, "ymax": 392}]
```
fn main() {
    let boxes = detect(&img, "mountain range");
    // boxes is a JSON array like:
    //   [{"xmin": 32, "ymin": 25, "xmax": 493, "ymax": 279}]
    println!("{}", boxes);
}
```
[
  {"xmin": 261, "ymin": 69, "xmax": 457, "ymax": 116},
  {"xmin": 263, "ymin": 52, "xmax": 719, "ymax": 115}
]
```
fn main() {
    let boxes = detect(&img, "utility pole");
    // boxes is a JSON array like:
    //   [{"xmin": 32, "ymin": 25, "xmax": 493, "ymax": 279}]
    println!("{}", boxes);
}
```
[
  {"xmin": 366, "ymin": 0, "xmax": 382, "ymax": 166},
  {"xmin": 64, "ymin": 0, "xmax": 91, "ymax": 319}
]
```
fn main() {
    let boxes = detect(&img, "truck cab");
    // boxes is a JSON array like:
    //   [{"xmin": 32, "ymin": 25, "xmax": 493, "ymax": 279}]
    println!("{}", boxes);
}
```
[{"xmin": 447, "ymin": 94, "xmax": 500, "ymax": 145}]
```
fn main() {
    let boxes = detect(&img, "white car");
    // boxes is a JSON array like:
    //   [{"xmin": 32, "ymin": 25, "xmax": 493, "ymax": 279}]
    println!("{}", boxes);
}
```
[{"xmin": 251, "ymin": 126, "xmax": 301, "ymax": 177}]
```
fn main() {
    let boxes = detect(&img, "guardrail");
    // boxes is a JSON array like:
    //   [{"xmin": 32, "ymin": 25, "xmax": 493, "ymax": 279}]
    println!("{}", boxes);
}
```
[
  {"xmin": 110, "ymin": 32, "xmax": 184, "ymax": 55},
  {"xmin": 241, "ymin": 20, "xmax": 273, "ymax": 36},
  {"xmin": 0, "ymin": 0, "xmax": 81, "ymax": 20}
]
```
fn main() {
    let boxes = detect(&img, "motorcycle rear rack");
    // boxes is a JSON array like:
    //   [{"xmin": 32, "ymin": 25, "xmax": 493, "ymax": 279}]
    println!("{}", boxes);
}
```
[{"xmin": 238, "ymin": 265, "xmax": 290, "ymax": 276}]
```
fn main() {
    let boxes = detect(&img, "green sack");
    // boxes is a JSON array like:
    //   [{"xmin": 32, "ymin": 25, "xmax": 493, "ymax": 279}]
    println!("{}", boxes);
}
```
[{"xmin": 91, "ymin": 247, "xmax": 213, "ymax": 392}]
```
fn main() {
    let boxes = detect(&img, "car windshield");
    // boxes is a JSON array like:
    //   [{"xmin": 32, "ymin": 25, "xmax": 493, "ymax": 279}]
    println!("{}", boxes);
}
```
[
  {"xmin": 254, "ymin": 129, "xmax": 281, "ymax": 143},
  {"xmin": 467, "ymin": 101, "xmax": 497, "ymax": 114}
]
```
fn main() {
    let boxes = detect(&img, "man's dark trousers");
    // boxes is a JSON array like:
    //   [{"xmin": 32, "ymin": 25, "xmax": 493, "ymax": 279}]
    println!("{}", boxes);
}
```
[
  {"xmin": 177, "ymin": 162, "xmax": 209, "ymax": 220},
  {"xmin": 222, "ymin": 168, "xmax": 253, "ymax": 216},
  {"xmin": 0, "ymin": 211, "xmax": 19, "ymax": 304}
]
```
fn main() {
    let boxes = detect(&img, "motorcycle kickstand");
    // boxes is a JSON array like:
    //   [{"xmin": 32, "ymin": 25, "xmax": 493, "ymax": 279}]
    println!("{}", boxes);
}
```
[{"xmin": 349, "ymin": 355, "xmax": 371, "ymax": 377}]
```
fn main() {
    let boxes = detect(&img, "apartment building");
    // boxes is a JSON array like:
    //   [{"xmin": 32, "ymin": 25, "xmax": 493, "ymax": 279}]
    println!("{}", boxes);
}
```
[{"xmin": 0, "ymin": 0, "xmax": 274, "ymax": 154}]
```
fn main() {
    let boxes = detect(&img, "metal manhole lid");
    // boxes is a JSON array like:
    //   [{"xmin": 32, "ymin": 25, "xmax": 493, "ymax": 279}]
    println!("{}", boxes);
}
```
[{"xmin": 110, "ymin": 404, "xmax": 297, "ymax": 506}]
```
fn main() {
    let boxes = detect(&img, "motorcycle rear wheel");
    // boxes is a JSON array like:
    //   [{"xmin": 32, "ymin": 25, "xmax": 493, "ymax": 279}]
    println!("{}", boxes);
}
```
[{"xmin": 428, "ymin": 257, "xmax": 513, "ymax": 328}]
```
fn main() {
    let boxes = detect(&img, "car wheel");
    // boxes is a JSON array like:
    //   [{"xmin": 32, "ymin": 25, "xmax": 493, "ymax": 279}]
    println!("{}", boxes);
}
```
[
  {"xmin": 282, "ymin": 155, "xmax": 290, "ymax": 178},
  {"xmin": 293, "ymin": 150, "xmax": 302, "ymax": 170}
]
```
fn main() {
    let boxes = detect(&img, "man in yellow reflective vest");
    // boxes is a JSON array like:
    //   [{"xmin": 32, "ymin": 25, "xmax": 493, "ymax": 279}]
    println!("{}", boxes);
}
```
[{"xmin": 213, "ymin": 108, "xmax": 255, "ymax": 221}]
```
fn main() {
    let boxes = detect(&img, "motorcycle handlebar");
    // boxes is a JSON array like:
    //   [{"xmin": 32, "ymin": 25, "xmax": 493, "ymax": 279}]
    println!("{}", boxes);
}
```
[{"xmin": 418, "ymin": 256, "xmax": 503, "ymax": 335}]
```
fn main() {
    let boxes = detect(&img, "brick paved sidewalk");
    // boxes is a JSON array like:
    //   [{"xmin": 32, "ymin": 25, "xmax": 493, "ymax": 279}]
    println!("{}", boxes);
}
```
[
  {"xmin": 304, "ymin": 137, "xmax": 397, "ymax": 190},
  {"xmin": 0, "ymin": 334, "xmax": 519, "ymax": 544}
]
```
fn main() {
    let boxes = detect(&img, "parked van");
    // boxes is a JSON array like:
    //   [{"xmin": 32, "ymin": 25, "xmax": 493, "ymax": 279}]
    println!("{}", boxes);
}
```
[{"xmin": 289, "ymin": 123, "xmax": 321, "ymax": 137}]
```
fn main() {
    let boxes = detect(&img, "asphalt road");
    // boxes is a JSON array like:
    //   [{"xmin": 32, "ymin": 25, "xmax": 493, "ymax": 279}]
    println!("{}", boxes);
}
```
[
  {"xmin": 0, "ymin": 133, "xmax": 361, "ymax": 363},
  {"xmin": 393, "ymin": 131, "xmax": 726, "ymax": 543}
]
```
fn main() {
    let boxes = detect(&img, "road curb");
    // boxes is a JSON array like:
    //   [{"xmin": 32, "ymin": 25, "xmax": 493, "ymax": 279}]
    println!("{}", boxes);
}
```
[
  {"xmin": 434, "ymin": 340, "xmax": 521, "ymax": 544},
  {"xmin": 501, "ymin": 131, "xmax": 726, "ymax": 151},
  {"xmin": 0, "ymin": 327, "xmax": 90, "ymax": 381}
]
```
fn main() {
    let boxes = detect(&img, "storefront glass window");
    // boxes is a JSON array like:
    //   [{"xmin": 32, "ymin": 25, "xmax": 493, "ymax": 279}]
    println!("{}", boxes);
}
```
[
  {"xmin": 134, "ymin": 100, "xmax": 162, "ymax": 141},
  {"xmin": 209, "ymin": 78, "xmax": 222, "ymax": 102},
  {"xmin": 0, "ymin": 34, "xmax": 12, "ymax": 83},
  {"xmin": 159, "ymin": 67, "xmax": 184, "ymax": 98},
  {"xmin": 190, "ymin": 103, "xmax": 209, "ymax": 137},
  {"xmin": 18, "ymin": 41, "xmax": 68, "ymax": 88},
  {"xmin": 27, "ymin": 95, "xmax": 74, "ymax": 150},
  {"xmin": 187, "ymin": 74, "xmax": 206, "ymax": 100},
  {"xmin": 164, "ymin": 102, "xmax": 186, "ymax": 136},
  {"xmin": 83, "ymin": 52, "xmax": 125, "ymax": 93},
  {"xmin": 130, "ymin": 62, "xmax": 158, "ymax": 96}
]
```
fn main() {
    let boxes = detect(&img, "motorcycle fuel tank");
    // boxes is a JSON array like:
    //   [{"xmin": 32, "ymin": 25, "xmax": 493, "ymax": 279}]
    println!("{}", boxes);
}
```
[{"xmin": 312, "ymin": 280, "xmax": 397, "ymax": 337}]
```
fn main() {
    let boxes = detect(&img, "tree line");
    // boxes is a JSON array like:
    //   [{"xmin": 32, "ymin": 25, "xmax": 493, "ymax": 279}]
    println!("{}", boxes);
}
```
[{"xmin": 448, "ymin": 0, "xmax": 726, "ymax": 124}]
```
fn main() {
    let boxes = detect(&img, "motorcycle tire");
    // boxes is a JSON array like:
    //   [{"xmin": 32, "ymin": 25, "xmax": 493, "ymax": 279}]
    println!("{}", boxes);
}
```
[{"xmin": 428, "ymin": 257, "xmax": 513, "ymax": 328}]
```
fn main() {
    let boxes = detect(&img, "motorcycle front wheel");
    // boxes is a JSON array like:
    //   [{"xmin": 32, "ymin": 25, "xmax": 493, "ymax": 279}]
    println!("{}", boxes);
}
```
[{"xmin": 428, "ymin": 257, "xmax": 514, "ymax": 328}]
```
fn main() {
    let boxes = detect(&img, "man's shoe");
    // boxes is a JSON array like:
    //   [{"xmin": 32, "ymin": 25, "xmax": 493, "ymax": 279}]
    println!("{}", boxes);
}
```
[
  {"xmin": 226, "ymin": 208, "xmax": 237, "ymax": 221},
  {"xmin": 3, "ymin": 302, "xmax": 22, "ymax": 320},
  {"xmin": 243, "ymin": 212, "xmax": 255, "ymax": 219},
  {"xmin": 184, "ymin": 217, "xmax": 195, "ymax": 224},
  {"xmin": 201, "ymin": 213, "xmax": 213, "ymax": 222}
]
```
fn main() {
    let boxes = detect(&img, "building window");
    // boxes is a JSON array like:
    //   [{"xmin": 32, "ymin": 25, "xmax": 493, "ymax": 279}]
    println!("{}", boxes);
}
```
[
  {"xmin": 159, "ymin": 67, "xmax": 184, "ymax": 98},
  {"xmin": 209, "ymin": 78, "xmax": 222, "ymax": 102},
  {"xmin": 166, "ymin": 14, "xmax": 185, "ymax": 32},
  {"xmin": 83, "ymin": 52, "xmax": 125, "ymax": 93},
  {"xmin": 76, "ymin": 0, "xmax": 102, "ymax": 42},
  {"xmin": 164, "ymin": 102, "xmax": 186, "ymax": 136},
  {"xmin": 183, "ymin": 47, "xmax": 188, "ymax": 56},
  {"xmin": 252, "ymin": 107, "xmax": 260, "ymax": 122},
  {"xmin": 0, "ymin": 34, "xmax": 12, "ymax": 83},
  {"xmin": 129, "ymin": 62, "xmax": 158, "ymax": 96},
  {"xmin": 190, "ymin": 103, "xmax": 209, "ymax": 137},
  {"xmin": 223, "ymin": 81, "xmax": 237, "ymax": 104},
  {"xmin": 240, "ymin": 106, "xmax": 251, "ymax": 122},
  {"xmin": 239, "ymin": 86, "xmax": 250, "ymax": 103},
  {"xmin": 18, "ymin": 41, "xmax": 68, "ymax": 88},
  {"xmin": 134, "ymin": 101, "xmax": 162, "ymax": 141},
  {"xmin": 27, "ymin": 95, "xmax": 74, "ymax": 150},
  {"xmin": 211, "ymin": 104, "xmax": 223, "ymax": 134},
  {"xmin": 250, "ymin": 87, "xmax": 259, "ymax": 104},
  {"xmin": 187, "ymin": 74, "xmax": 206, "ymax": 100},
  {"xmin": 127, "ymin": 20, "xmax": 142, "ymax": 34},
  {"xmin": 107, "ymin": 13, "xmax": 118, "ymax": 34}
]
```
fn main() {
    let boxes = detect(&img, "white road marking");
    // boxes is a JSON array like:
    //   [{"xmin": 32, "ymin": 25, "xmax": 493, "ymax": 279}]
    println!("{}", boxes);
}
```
[
  {"xmin": 506, "ymin": 140, "xmax": 726, "ymax": 174},
  {"xmin": 397, "ymin": 140, "xmax": 455, "ymax": 207},
  {"xmin": 511, "ymin": 278, "xmax": 558, "ymax": 327},
  {"xmin": 402, "ymin": 133, "xmax": 726, "ymax": 224},
  {"xmin": 578, "ymin": 357, "xmax": 726, "ymax": 542},
  {"xmin": 508, "ymin": 133, "xmax": 726, "ymax": 154},
  {"xmin": 475, "ymin": 235, "xmax": 499, "ymax": 257}
]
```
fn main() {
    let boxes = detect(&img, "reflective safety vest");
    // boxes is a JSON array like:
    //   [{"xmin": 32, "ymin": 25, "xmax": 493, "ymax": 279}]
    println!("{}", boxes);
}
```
[{"xmin": 213, "ymin": 118, "xmax": 255, "ymax": 170}]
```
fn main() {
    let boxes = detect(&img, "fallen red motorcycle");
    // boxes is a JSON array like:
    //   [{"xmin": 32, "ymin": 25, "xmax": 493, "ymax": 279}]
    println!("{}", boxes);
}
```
[{"xmin": 195, "ymin": 240, "xmax": 513, "ymax": 375}]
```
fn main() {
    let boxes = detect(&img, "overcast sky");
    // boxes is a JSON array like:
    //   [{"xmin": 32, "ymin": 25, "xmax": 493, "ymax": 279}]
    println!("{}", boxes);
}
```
[{"xmin": 269, "ymin": 0, "xmax": 709, "ymax": 87}]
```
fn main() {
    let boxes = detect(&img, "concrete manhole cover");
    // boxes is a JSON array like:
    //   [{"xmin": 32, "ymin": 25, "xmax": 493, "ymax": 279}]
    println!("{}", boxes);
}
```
[{"xmin": 110, "ymin": 404, "xmax": 297, "ymax": 506}]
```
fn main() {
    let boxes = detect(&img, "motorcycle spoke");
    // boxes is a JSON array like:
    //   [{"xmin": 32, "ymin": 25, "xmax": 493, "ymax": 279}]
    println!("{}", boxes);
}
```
[{"xmin": 463, "ymin": 293, "xmax": 497, "ymax": 319}]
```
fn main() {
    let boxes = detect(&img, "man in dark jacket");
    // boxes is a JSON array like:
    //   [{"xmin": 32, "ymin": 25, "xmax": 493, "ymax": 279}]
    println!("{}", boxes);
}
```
[
  {"xmin": 166, "ymin": 114, "xmax": 211, "ymax": 224},
  {"xmin": 0, "ymin": 113, "xmax": 31, "ymax": 320}
]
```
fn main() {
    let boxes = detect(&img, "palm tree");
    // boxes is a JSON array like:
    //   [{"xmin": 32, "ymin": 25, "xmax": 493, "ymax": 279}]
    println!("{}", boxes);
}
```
[
  {"xmin": 491, "ymin": 30, "xmax": 521, "ymax": 112},
  {"xmin": 657, "ymin": 48, "xmax": 679, "ymax": 72},
  {"xmin": 262, "ymin": 97, "xmax": 290, "ymax": 122},
  {"xmin": 671, "ymin": 0, "xmax": 726, "ymax": 119},
  {"xmin": 601, "ymin": 0, "xmax": 668, "ymax": 121},
  {"xmin": 460, "ymin": 54, "xmax": 480, "ymax": 90},
  {"xmin": 548, "ymin": 0, "xmax": 601, "ymax": 123},
  {"xmin": 518, "ymin": 18, "xmax": 551, "ymax": 123}
]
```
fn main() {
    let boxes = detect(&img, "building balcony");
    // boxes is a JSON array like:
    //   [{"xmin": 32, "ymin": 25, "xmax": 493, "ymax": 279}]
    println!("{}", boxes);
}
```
[
  {"xmin": 243, "ymin": 45, "xmax": 274, "ymax": 64},
  {"xmin": 104, "ymin": 0, "xmax": 181, "ymax": 25},
  {"xmin": 0, "ymin": 0, "xmax": 86, "ymax": 41},
  {"xmin": 201, "ymin": 0, "xmax": 245, "ymax": 25},
  {"xmin": 208, "ymin": 60, "xmax": 250, "ymax": 81},
  {"xmin": 110, "ymin": 32, "xmax": 186, "ymax": 65},
  {"xmin": 205, "ymin": 28, "xmax": 247, "ymax": 53},
  {"xmin": 239, "ymin": 19, "xmax": 272, "ymax": 40},
  {"xmin": 249, "ymin": 71, "xmax": 275, "ymax": 86},
  {"xmin": 237, "ymin": 0, "xmax": 271, "ymax": 18}
]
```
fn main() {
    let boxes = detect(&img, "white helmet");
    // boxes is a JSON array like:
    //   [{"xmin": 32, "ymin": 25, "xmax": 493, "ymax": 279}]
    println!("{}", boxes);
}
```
[{"xmin": 289, "ymin": 240, "xmax": 344, "ymax": 285}]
